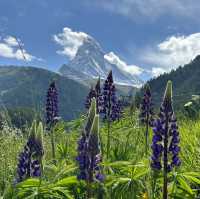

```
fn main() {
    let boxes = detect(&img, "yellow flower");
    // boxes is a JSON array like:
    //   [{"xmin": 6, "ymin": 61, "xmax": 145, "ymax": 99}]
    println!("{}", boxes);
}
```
[{"xmin": 142, "ymin": 192, "xmax": 148, "ymax": 199}]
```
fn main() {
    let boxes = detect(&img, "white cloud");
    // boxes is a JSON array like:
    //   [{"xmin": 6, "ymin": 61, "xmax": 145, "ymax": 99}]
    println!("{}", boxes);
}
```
[
  {"xmin": 53, "ymin": 27, "xmax": 89, "ymax": 59},
  {"xmin": 151, "ymin": 67, "xmax": 166, "ymax": 77},
  {"xmin": 0, "ymin": 36, "xmax": 37, "ymax": 61},
  {"xmin": 86, "ymin": 0, "xmax": 200, "ymax": 22},
  {"xmin": 88, "ymin": 0, "xmax": 200, "ymax": 21},
  {"xmin": 104, "ymin": 52, "xmax": 143, "ymax": 75},
  {"xmin": 54, "ymin": 27, "xmax": 144, "ymax": 76},
  {"xmin": 142, "ymin": 33, "xmax": 200, "ymax": 76},
  {"xmin": 4, "ymin": 36, "xmax": 18, "ymax": 47}
]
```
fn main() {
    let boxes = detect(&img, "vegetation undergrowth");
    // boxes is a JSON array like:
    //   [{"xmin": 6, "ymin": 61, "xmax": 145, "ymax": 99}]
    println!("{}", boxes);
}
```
[
  {"xmin": 0, "ymin": 72, "xmax": 200, "ymax": 199},
  {"xmin": 0, "ymin": 107, "xmax": 199, "ymax": 198}
]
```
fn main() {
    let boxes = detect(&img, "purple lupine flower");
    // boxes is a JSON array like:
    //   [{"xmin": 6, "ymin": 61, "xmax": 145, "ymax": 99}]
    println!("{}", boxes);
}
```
[
  {"xmin": 140, "ymin": 84, "xmax": 154, "ymax": 155},
  {"xmin": 76, "ymin": 99, "xmax": 104, "ymax": 183},
  {"xmin": 46, "ymin": 81, "xmax": 59, "ymax": 129},
  {"xmin": 76, "ymin": 131, "xmax": 89, "ymax": 180},
  {"xmin": 168, "ymin": 116, "xmax": 181, "ymax": 168},
  {"xmin": 111, "ymin": 99, "xmax": 123, "ymax": 121},
  {"xmin": 102, "ymin": 71, "xmax": 121, "ymax": 159},
  {"xmin": 140, "ymin": 84, "xmax": 154, "ymax": 126},
  {"xmin": 101, "ymin": 71, "xmax": 120, "ymax": 121},
  {"xmin": 151, "ymin": 119, "xmax": 164, "ymax": 170},
  {"xmin": 85, "ymin": 78, "xmax": 103, "ymax": 114},
  {"xmin": 151, "ymin": 81, "xmax": 181, "ymax": 199},
  {"xmin": 151, "ymin": 81, "xmax": 181, "ymax": 171},
  {"xmin": 16, "ymin": 130, "xmax": 44, "ymax": 183},
  {"xmin": 87, "ymin": 115, "xmax": 104, "ymax": 182},
  {"xmin": 85, "ymin": 87, "xmax": 96, "ymax": 110}
]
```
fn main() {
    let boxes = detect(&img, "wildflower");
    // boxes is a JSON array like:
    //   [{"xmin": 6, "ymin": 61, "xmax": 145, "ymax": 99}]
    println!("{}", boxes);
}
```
[
  {"xmin": 46, "ymin": 81, "xmax": 59, "ymax": 129},
  {"xmin": 111, "ymin": 99, "xmax": 123, "ymax": 121},
  {"xmin": 142, "ymin": 192, "xmax": 149, "ymax": 199},
  {"xmin": 85, "ymin": 87, "xmax": 96, "ymax": 110},
  {"xmin": 101, "ymin": 71, "xmax": 118, "ymax": 121},
  {"xmin": 151, "ymin": 81, "xmax": 181, "ymax": 199},
  {"xmin": 85, "ymin": 77, "xmax": 103, "ymax": 113},
  {"xmin": 46, "ymin": 81, "xmax": 59, "ymax": 160},
  {"xmin": 140, "ymin": 84, "xmax": 154, "ymax": 154},
  {"xmin": 101, "ymin": 71, "xmax": 120, "ymax": 158},
  {"xmin": 77, "ymin": 99, "xmax": 104, "ymax": 184},
  {"xmin": 139, "ymin": 84, "xmax": 154, "ymax": 126},
  {"xmin": 16, "ymin": 121, "xmax": 44, "ymax": 183}
]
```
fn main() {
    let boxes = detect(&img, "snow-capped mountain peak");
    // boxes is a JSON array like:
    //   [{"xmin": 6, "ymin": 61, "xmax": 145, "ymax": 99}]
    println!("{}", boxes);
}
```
[{"xmin": 59, "ymin": 35, "xmax": 143, "ymax": 87}]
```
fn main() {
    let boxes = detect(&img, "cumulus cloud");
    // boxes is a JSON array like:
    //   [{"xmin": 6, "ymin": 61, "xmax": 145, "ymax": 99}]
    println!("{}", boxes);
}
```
[
  {"xmin": 0, "ymin": 36, "xmax": 36, "ymax": 61},
  {"xmin": 151, "ymin": 67, "xmax": 166, "ymax": 77},
  {"xmin": 142, "ymin": 33, "xmax": 200, "ymax": 76},
  {"xmin": 54, "ymin": 27, "xmax": 144, "ymax": 76},
  {"xmin": 88, "ymin": 0, "xmax": 200, "ymax": 21},
  {"xmin": 4, "ymin": 36, "xmax": 18, "ymax": 47},
  {"xmin": 53, "ymin": 27, "xmax": 88, "ymax": 59},
  {"xmin": 104, "ymin": 52, "xmax": 143, "ymax": 75}
]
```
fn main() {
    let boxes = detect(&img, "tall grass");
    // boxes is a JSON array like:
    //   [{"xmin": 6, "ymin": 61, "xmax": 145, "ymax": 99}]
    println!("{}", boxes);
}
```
[{"xmin": 0, "ymin": 110, "xmax": 199, "ymax": 198}]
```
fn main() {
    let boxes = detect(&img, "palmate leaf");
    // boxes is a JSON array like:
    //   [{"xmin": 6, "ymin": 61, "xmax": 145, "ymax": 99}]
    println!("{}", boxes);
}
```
[
  {"xmin": 16, "ymin": 178, "xmax": 40, "ymax": 188},
  {"xmin": 43, "ymin": 162, "xmax": 77, "ymax": 182},
  {"xmin": 11, "ymin": 176, "xmax": 78, "ymax": 199},
  {"xmin": 177, "ymin": 176, "xmax": 193, "ymax": 196},
  {"xmin": 108, "ymin": 176, "xmax": 143, "ymax": 199},
  {"xmin": 105, "ymin": 160, "xmax": 148, "ymax": 199},
  {"xmin": 168, "ymin": 171, "xmax": 200, "ymax": 198},
  {"xmin": 52, "ymin": 164, "xmax": 77, "ymax": 182},
  {"xmin": 55, "ymin": 176, "xmax": 78, "ymax": 187},
  {"xmin": 182, "ymin": 172, "xmax": 200, "ymax": 184},
  {"xmin": 103, "ymin": 161, "xmax": 132, "ymax": 167}
]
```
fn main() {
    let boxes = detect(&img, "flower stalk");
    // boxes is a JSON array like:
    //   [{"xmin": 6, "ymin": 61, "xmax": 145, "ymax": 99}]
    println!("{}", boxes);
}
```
[
  {"xmin": 46, "ymin": 81, "xmax": 59, "ymax": 161},
  {"xmin": 140, "ymin": 84, "xmax": 154, "ymax": 155},
  {"xmin": 77, "ymin": 98, "xmax": 104, "ymax": 198},
  {"xmin": 151, "ymin": 81, "xmax": 181, "ymax": 199},
  {"xmin": 101, "ymin": 71, "xmax": 120, "ymax": 159},
  {"xmin": 15, "ymin": 121, "xmax": 44, "ymax": 183}
]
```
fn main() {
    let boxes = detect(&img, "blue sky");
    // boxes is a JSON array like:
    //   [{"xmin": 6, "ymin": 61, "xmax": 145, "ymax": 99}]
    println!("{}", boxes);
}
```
[{"xmin": 0, "ymin": 0, "xmax": 200, "ymax": 79}]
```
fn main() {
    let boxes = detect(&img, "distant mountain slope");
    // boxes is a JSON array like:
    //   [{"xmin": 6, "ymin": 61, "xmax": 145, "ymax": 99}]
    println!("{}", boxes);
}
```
[
  {"xmin": 142, "ymin": 55, "xmax": 200, "ymax": 109},
  {"xmin": 59, "ymin": 36, "xmax": 143, "ymax": 87},
  {"xmin": 0, "ymin": 66, "xmax": 89, "ymax": 120}
]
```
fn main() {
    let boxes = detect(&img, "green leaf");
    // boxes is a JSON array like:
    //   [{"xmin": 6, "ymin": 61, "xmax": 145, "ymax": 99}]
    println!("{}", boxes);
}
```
[
  {"xmin": 16, "ymin": 178, "xmax": 40, "ymax": 188},
  {"xmin": 177, "ymin": 176, "xmax": 194, "ymax": 196},
  {"xmin": 55, "ymin": 176, "xmax": 78, "ymax": 187}
]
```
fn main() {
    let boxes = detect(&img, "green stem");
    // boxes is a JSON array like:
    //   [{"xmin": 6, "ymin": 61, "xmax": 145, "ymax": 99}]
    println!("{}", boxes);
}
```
[
  {"xmin": 145, "ymin": 114, "xmax": 149, "ymax": 156},
  {"xmin": 106, "ymin": 120, "xmax": 111, "ymax": 159},
  {"xmin": 163, "ymin": 115, "xmax": 169, "ymax": 199},
  {"xmin": 50, "ymin": 128, "xmax": 56, "ymax": 163},
  {"xmin": 86, "ymin": 181, "xmax": 92, "ymax": 199}
]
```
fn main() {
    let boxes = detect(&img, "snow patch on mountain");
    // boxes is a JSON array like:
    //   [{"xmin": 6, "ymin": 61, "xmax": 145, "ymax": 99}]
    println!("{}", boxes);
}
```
[
  {"xmin": 104, "ymin": 52, "xmax": 143, "ymax": 76},
  {"xmin": 55, "ymin": 27, "xmax": 143, "ymax": 87}
]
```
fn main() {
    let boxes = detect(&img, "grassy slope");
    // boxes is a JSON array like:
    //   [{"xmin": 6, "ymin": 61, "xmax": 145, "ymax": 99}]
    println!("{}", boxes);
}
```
[
  {"xmin": 0, "ymin": 66, "xmax": 89, "ymax": 120},
  {"xmin": 0, "ymin": 110, "xmax": 199, "ymax": 199}
]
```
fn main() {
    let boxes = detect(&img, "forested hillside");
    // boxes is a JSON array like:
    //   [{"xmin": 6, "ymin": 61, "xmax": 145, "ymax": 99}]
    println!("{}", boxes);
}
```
[
  {"xmin": 141, "ymin": 55, "xmax": 200, "ymax": 109},
  {"xmin": 0, "ymin": 66, "xmax": 88, "ymax": 121}
]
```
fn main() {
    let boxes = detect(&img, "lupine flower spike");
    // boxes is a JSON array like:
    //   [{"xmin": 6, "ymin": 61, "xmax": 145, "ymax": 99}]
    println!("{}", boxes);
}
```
[
  {"xmin": 140, "ymin": 84, "xmax": 154, "ymax": 155},
  {"xmin": 85, "ymin": 86, "xmax": 96, "ymax": 110},
  {"xmin": 16, "ymin": 121, "xmax": 44, "ymax": 183},
  {"xmin": 46, "ymin": 81, "xmax": 59, "ymax": 160},
  {"xmin": 46, "ymin": 81, "xmax": 59, "ymax": 128},
  {"xmin": 85, "ymin": 77, "xmax": 103, "ymax": 114},
  {"xmin": 76, "ymin": 98, "xmax": 104, "ymax": 198},
  {"xmin": 112, "ymin": 99, "xmax": 123, "ymax": 122},
  {"xmin": 151, "ymin": 81, "xmax": 181, "ymax": 199},
  {"xmin": 101, "ymin": 71, "xmax": 120, "ymax": 158}
]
